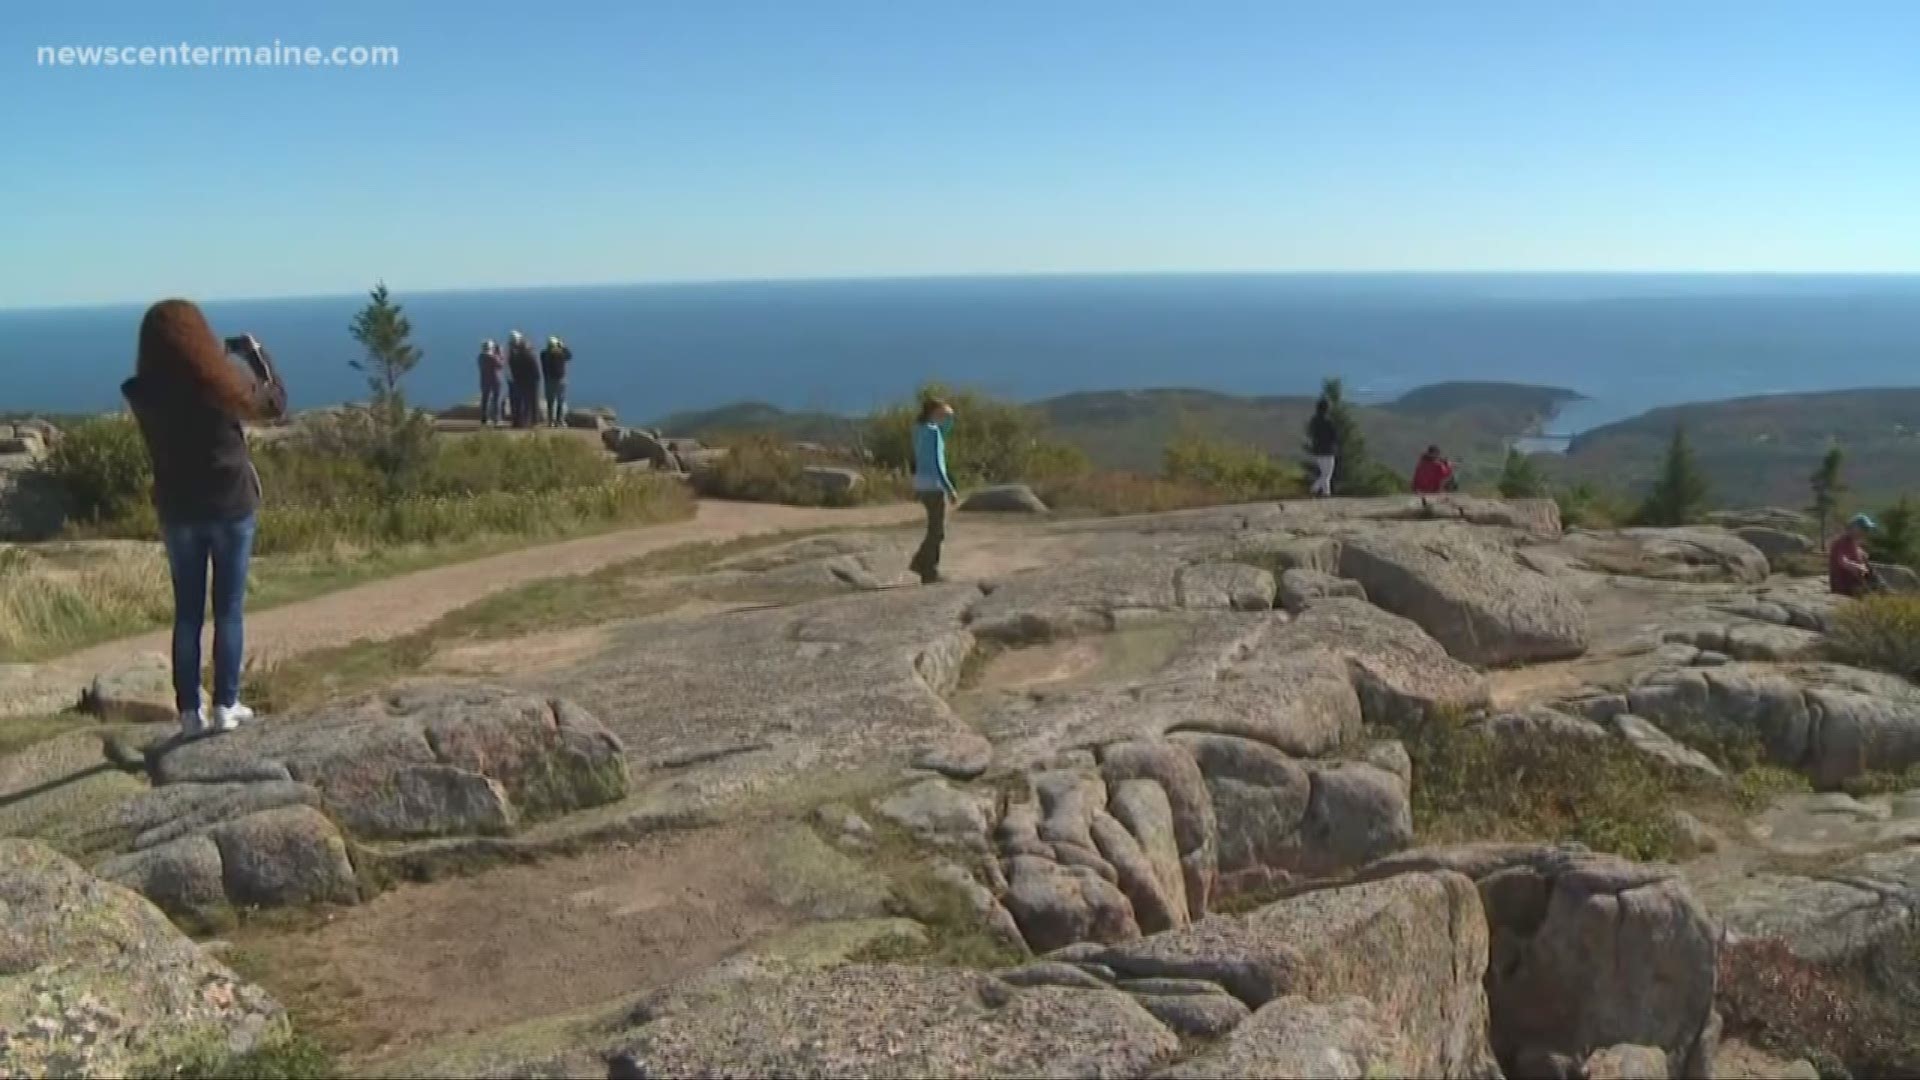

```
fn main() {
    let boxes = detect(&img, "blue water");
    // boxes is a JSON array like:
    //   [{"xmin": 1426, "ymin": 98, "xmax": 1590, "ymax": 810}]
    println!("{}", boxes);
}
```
[{"xmin": 4, "ymin": 274, "xmax": 1919, "ymax": 432}]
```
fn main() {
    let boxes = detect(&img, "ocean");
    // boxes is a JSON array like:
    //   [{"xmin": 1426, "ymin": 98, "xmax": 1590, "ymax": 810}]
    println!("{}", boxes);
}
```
[{"xmin": 5, "ymin": 273, "xmax": 1919, "ymax": 432}]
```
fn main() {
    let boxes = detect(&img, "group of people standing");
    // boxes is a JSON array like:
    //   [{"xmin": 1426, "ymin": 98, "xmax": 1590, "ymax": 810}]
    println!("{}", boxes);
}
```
[{"xmin": 477, "ymin": 330, "xmax": 574, "ymax": 427}]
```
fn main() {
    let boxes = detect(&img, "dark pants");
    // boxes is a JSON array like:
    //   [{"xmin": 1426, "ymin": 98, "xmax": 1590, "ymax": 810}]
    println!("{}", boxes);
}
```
[
  {"xmin": 161, "ymin": 514, "xmax": 258, "ymax": 713},
  {"xmin": 910, "ymin": 492, "xmax": 948, "ymax": 582},
  {"xmin": 545, "ymin": 378, "xmax": 568, "ymax": 426},
  {"xmin": 510, "ymin": 379, "xmax": 537, "ymax": 428},
  {"xmin": 480, "ymin": 380, "xmax": 503, "ymax": 425}
]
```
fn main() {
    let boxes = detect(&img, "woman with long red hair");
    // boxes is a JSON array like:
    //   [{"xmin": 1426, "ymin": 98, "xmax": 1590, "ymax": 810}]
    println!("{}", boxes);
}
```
[{"xmin": 122, "ymin": 299, "xmax": 288, "ymax": 737}]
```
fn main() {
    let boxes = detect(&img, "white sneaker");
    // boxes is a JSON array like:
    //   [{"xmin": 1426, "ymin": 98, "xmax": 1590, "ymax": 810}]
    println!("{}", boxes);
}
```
[
  {"xmin": 179, "ymin": 709, "xmax": 206, "ymax": 737},
  {"xmin": 212, "ymin": 703, "xmax": 256, "ymax": 732}
]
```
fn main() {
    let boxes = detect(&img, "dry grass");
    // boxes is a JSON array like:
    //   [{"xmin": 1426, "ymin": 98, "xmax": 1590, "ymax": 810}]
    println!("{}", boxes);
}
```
[
  {"xmin": 1036, "ymin": 471, "xmax": 1265, "ymax": 515},
  {"xmin": 1826, "ymin": 594, "xmax": 1920, "ymax": 681},
  {"xmin": 0, "ymin": 543, "xmax": 174, "ymax": 661},
  {"xmin": 1, "ymin": 479, "xmax": 695, "ymax": 664}
]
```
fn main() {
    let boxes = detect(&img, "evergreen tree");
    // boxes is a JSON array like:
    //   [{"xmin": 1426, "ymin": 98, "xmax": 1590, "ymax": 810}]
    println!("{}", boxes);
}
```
[
  {"xmin": 1878, "ymin": 497, "xmax": 1919, "ymax": 568},
  {"xmin": 349, "ymin": 282, "xmax": 422, "ymax": 406},
  {"xmin": 1635, "ymin": 425, "xmax": 1711, "ymax": 526},
  {"xmin": 346, "ymin": 282, "xmax": 433, "ymax": 487},
  {"xmin": 1497, "ymin": 447, "xmax": 1546, "ymax": 498},
  {"xmin": 1303, "ymin": 377, "xmax": 1398, "ymax": 496},
  {"xmin": 1809, "ymin": 446, "xmax": 1847, "ymax": 544}
]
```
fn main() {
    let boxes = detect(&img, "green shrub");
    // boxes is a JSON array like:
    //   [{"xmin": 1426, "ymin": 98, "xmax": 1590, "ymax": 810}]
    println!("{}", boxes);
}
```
[
  {"xmin": 1401, "ymin": 709, "xmax": 1709, "ymax": 861},
  {"xmin": 1163, "ymin": 432, "xmax": 1302, "ymax": 501},
  {"xmin": 1826, "ymin": 595, "xmax": 1920, "ymax": 681},
  {"xmin": 39, "ymin": 416, "xmax": 152, "ymax": 525},
  {"xmin": 690, "ymin": 434, "xmax": 904, "ymax": 507},
  {"xmin": 1497, "ymin": 448, "xmax": 1547, "ymax": 499},
  {"xmin": 139, "ymin": 1033, "xmax": 337, "ymax": 1079},
  {"xmin": 1555, "ymin": 482, "xmax": 1636, "ymax": 530},
  {"xmin": 867, "ymin": 385, "xmax": 1089, "ymax": 488}
]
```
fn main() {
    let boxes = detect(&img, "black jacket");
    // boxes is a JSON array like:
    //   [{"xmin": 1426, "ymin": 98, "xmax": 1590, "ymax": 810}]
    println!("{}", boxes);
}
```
[
  {"xmin": 540, "ymin": 344, "xmax": 572, "ymax": 382},
  {"xmin": 507, "ymin": 340, "xmax": 540, "ymax": 384},
  {"xmin": 122, "ymin": 355, "xmax": 287, "ymax": 523},
  {"xmin": 1308, "ymin": 413, "xmax": 1339, "ymax": 456}
]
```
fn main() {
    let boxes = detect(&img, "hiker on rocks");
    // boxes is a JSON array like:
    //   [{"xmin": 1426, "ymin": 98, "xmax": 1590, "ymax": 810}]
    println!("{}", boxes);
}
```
[
  {"xmin": 1308, "ymin": 396, "xmax": 1339, "ymax": 497},
  {"xmin": 1411, "ymin": 445, "xmax": 1456, "ymax": 494},
  {"xmin": 540, "ymin": 335, "xmax": 574, "ymax": 427},
  {"xmin": 1830, "ymin": 513, "xmax": 1880, "ymax": 597},
  {"xmin": 908, "ymin": 398, "xmax": 958, "ymax": 584},
  {"xmin": 506, "ymin": 330, "xmax": 540, "ymax": 428},
  {"xmin": 122, "ymin": 300, "xmax": 287, "ymax": 737},
  {"xmin": 477, "ymin": 339, "xmax": 506, "ymax": 426}
]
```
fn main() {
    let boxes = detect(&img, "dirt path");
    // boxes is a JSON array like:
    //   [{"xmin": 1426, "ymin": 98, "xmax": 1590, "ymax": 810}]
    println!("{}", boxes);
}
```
[
  {"xmin": 231, "ymin": 826, "xmax": 796, "ymax": 1067},
  {"xmin": 58, "ymin": 501, "xmax": 917, "ymax": 673}
]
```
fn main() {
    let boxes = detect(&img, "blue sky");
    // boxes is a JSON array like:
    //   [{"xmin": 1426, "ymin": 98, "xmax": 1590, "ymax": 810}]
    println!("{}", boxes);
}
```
[{"xmin": 4, "ymin": 0, "xmax": 1916, "ymax": 307}]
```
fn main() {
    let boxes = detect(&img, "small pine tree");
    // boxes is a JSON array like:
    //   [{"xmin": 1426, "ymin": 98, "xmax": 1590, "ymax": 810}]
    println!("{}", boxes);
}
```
[
  {"xmin": 346, "ymin": 282, "xmax": 432, "ymax": 487},
  {"xmin": 1809, "ymin": 446, "xmax": 1847, "ymax": 545},
  {"xmin": 349, "ymin": 281, "xmax": 422, "ymax": 405},
  {"xmin": 1497, "ymin": 448, "xmax": 1546, "ymax": 499},
  {"xmin": 1878, "ymin": 497, "xmax": 1919, "ymax": 568},
  {"xmin": 1635, "ymin": 425, "xmax": 1711, "ymax": 527}
]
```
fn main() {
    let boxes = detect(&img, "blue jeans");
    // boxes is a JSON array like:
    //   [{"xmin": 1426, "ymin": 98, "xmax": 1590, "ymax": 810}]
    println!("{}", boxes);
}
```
[
  {"xmin": 161, "ymin": 514, "xmax": 258, "ymax": 713},
  {"xmin": 546, "ymin": 379, "xmax": 567, "ymax": 425}
]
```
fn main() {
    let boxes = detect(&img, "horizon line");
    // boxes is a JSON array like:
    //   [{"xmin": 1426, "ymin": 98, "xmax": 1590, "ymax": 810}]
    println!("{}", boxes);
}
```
[{"xmin": 9, "ymin": 267, "xmax": 1920, "ymax": 314}]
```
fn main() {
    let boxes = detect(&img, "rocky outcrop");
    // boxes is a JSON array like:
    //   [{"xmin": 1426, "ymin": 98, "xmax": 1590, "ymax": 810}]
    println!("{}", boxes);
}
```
[
  {"xmin": 611, "ymin": 870, "xmax": 1496, "ymax": 1079},
  {"xmin": 1732, "ymin": 526, "xmax": 1815, "ymax": 562},
  {"xmin": 610, "ymin": 960, "xmax": 1181, "ymax": 1078},
  {"xmin": 1560, "ymin": 527, "xmax": 1771, "ymax": 585},
  {"xmin": 1177, "ymin": 562, "xmax": 1276, "ymax": 611},
  {"xmin": 1098, "ymin": 870, "xmax": 1496, "ymax": 1077},
  {"xmin": 101, "ymin": 684, "xmax": 628, "ymax": 918},
  {"xmin": 1683, "ymin": 792, "xmax": 1920, "ymax": 966},
  {"xmin": 1627, "ymin": 662, "xmax": 1920, "ymax": 787},
  {"xmin": 0, "ymin": 840, "xmax": 284, "ymax": 1078},
  {"xmin": 150, "ymin": 683, "xmax": 628, "ymax": 839},
  {"xmin": 1277, "ymin": 567, "xmax": 1366, "ymax": 614},
  {"xmin": 79, "ymin": 653, "xmax": 176, "ymax": 724},
  {"xmin": 1360, "ymin": 844, "xmax": 1720, "ymax": 1078},
  {"xmin": 1339, "ymin": 525, "xmax": 1589, "ymax": 666},
  {"xmin": 802, "ymin": 465, "xmax": 864, "ymax": 497}
]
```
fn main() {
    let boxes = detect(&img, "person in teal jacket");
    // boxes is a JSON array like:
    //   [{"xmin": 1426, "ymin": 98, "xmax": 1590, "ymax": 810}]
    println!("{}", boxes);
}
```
[{"xmin": 909, "ymin": 398, "xmax": 958, "ymax": 583}]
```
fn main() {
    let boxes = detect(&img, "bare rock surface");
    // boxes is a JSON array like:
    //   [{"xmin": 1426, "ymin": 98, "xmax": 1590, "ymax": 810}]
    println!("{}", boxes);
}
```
[
  {"xmin": 1339, "ymin": 524, "xmax": 1589, "ymax": 666},
  {"xmin": 610, "ymin": 961, "xmax": 1180, "ymax": 1078},
  {"xmin": 1559, "ymin": 527, "xmax": 1771, "ymax": 585},
  {"xmin": 151, "ymin": 682, "xmax": 627, "ymax": 837},
  {"xmin": 0, "ymin": 839, "xmax": 284, "ymax": 1078}
]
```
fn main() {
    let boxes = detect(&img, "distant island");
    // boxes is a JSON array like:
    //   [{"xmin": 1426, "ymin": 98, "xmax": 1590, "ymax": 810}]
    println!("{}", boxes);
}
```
[
  {"xmin": 653, "ymin": 381, "xmax": 1920, "ymax": 507},
  {"xmin": 655, "ymin": 381, "xmax": 1583, "ymax": 485},
  {"xmin": 1553, "ymin": 388, "xmax": 1920, "ymax": 507}
]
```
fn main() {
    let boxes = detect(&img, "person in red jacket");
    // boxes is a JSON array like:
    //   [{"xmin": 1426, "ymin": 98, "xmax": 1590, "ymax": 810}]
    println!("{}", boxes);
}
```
[
  {"xmin": 1830, "ymin": 513, "xmax": 1879, "ymax": 597},
  {"xmin": 1411, "ymin": 445, "xmax": 1455, "ymax": 494}
]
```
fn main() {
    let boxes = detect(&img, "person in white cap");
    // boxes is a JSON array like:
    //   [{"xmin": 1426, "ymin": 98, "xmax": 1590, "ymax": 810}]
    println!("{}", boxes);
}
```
[
  {"xmin": 477, "ymin": 340, "xmax": 505, "ymax": 426},
  {"xmin": 540, "ymin": 335, "xmax": 574, "ymax": 427},
  {"xmin": 506, "ymin": 330, "xmax": 540, "ymax": 428}
]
